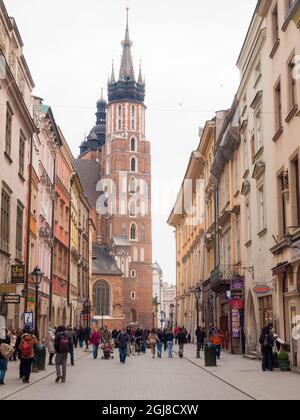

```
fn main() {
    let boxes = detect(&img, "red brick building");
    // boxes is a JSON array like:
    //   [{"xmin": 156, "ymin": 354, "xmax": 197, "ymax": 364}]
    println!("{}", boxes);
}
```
[{"xmin": 77, "ymin": 10, "xmax": 153, "ymax": 329}]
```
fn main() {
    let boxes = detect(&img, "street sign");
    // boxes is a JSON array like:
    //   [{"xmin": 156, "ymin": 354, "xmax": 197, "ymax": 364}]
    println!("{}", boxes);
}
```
[
  {"xmin": 24, "ymin": 312, "xmax": 33, "ymax": 329},
  {"xmin": 2, "ymin": 294, "xmax": 21, "ymax": 304},
  {"xmin": 0, "ymin": 284, "xmax": 16, "ymax": 294},
  {"xmin": 230, "ymin": 299, "xmax": 244, "ymax": 310},
  {"xmin": 11, "ymin": 265, "xmax": 25, "ymax": 284},
  {"xmin": 253, "ymin": 283, "xmax": 272, "ymax": 295}
]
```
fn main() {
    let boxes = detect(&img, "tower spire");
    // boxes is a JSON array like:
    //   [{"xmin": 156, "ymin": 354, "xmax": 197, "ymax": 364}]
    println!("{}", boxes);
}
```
[
  {"xmin": 110, "ymin": 60, "xmax": 116, "ymax": 84},
  {"xmin": 119, "ymin": 7, "xmax": 135, "ymax": 81},
  {"xmin": 138, "ymin": 59, "xmax": 144, "ymax": 84}
]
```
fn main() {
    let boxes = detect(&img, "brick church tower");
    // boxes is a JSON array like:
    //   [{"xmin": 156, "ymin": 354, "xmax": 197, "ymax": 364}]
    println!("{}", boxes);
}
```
[{"xmin": 98, "ymin": 9, "xmax": 153, "ymax": 328}]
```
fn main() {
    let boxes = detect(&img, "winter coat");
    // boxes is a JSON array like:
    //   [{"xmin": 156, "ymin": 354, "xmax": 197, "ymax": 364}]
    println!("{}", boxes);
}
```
[
  {"xmin": 157, "ymin": 332, "xmax": 166, "ymax": 343},
  {"xmin": 177, "ymin": 332, "xmax": 187, "ymax": 344},
  {"xmin": 259, "ymin": 327, "xmax": 275, "ymax": 353},
  {"xmin": 90, "ymin": 331, "xmax": 101, "ymax": 346},
  {"xmin": 77, "ymin": 329, "xmax": 85, "ymax": 340},
  {"xmin": 54, "ymin": 332, "xmax": 71, "ymax": 354},
  {"xmin": 195, "ymin": 329, "xmax": 206, "ymax": 344},
  {"xmin": 116, "ymin": 332, "xmax": 130, "ymax": 349},
  {"xmin": 66, "ymin": 329, "xmax": 77, "ymax": 346},
  {"xmin": 165, "ymin": 332, "xmax": 174, "ymax": 342},
  {"xmin": 47, "ymin": 330, "xmax": 56, "ymax": 354},
  {"xmin": 148, "ymin": 333, "xmax": 159, "ymax": 344}
]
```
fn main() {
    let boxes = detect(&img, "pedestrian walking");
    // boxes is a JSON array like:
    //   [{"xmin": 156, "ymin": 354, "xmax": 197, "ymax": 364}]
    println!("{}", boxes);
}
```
[
  {"xmin": 54, "ymin": 326, "xmax": 72, "ymax": 383},
  {"xmin": 259, "ymin": 324, "xmax": 275, "ymax": 372},
  {"xmin": 177, "ymin": 328, "xmax": 187, "ymax": 358},
  {"xmin": 66, "ymin": 325, "xmax": 77, "ymax": 366},
  {"xmin": 73, "ymin": 327, "xmax": 79, "ymax": 348},
  {"xmin": 148, "ymin": 329, "xmax": 159, "ymax": 359},
  {"xmin": 195, "ymin": 326, "xmax": 206, "ymax": 358},
  {"xmin": 210, "ymin": 329, "xmax": 223, "ymax": 360},
  {"xmin": 90, "ymin": 328, "xmax": 101, "ymax": 359},
  {"xmin": 78, "ymin": 326, "xmax": 85, "ymax": 349},
  {"xmin": 116, "ymin": 329, "xmax": 130, "ymax": 364},
  {"xmin": 19, "ymin": 330, "xmax": 38, "ymax": 383},
  {"xmin": 141, "ymin": 329, "xmax": 148, "ymax": 354},
  {"xmin": 165, "ymin": 329, "xmax": 174, "ymax": 358},
  {"xmin": 47, "ymin": 327, "xmax": 56, "ymax": 365},
  {"xmin": 157, "ymin": 329, "xmax": 165, "ymax": 358},
  {"xmin": 83, "ymin": 326, "xmax": 91, "ymax": 351},
  {"xmin": 9, "ymin": 330, "xmax": 16, "ymax": 361},
  {"xmin": 12, "ymin": 329, "xmax": 22, "ymax": 362},
  {"xmin": 0, "ymin": 331, "xmax": 13, "ymax": 385}
]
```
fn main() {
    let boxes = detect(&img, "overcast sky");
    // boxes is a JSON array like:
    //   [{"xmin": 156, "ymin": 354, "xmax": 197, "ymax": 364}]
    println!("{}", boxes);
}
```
[{"xmin": 5, "ymin": 0, "xmax": 257, "ymax": 285}]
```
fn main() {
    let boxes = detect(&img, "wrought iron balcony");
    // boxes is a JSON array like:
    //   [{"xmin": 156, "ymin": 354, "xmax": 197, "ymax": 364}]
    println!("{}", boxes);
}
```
[{"xmin": 210, "ymin": 264, "xmax": 240, "ymax": 293}]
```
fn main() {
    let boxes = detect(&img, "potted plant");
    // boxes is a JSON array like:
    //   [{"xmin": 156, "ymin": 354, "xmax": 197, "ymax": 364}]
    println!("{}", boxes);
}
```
[{"xmin": 277, "ymin": 351, "xmax": 291, "ymax": 371}]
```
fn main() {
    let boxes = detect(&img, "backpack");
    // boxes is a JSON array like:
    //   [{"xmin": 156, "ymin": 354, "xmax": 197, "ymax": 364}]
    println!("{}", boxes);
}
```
[
  {"xmin": 20, "ymin": 340, "xmax": 32, "ymax": 359},
  {"xmin": 59, "ymin": 335, "xmax": 70, "ymax": 353},
  {"xmin": 0, "ymin": 343, "xmax": 14, "ymax": 360}
]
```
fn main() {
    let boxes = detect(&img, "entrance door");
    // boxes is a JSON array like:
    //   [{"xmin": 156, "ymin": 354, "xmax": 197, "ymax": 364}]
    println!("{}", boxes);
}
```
[{"xmin": 220, "ymin": 316, "xmax": 229, "ymax": 350}]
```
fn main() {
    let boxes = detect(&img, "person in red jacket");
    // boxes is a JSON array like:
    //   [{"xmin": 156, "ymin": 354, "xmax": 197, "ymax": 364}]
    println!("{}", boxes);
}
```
[{"xmin": 90, "ymin": 329, "xmax": 102, "ymax": 360}]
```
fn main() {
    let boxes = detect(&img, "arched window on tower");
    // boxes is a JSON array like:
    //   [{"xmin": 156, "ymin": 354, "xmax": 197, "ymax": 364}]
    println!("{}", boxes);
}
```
[
  {"xmin": 129, "ymin": 200, "xmax": 136, "ymax": 217},
  {"xmin": 93, "ymin": 280, "xmax": 110, "ymax": 316},
  {"xmin": 121, "ymin": 223, "xmax": 126, "ymax": 238},
  {"xmin": 130, "ymin": 223, "xmax": 137, "ymax": 241},
  {"xmin": 131, "ymin": 157, "xmax": 137, "ymax": 173},
  {"xmin": 118, "ymin": 105, "xmax": 122, "ymax": 130},
  {"xmin": 131, "ymin": 137, "xmax": 136, "ymax": 152},
  {"xmin": 131, "ymin": 106, "xmax": 135, "ymax": 130},
  {"xmin": 140, "ymin": 247, "xmax": 145, "ymax": 262},
  {"xmin": 129, "ymin": 177, "xmax": 136, "ymax": 195}
]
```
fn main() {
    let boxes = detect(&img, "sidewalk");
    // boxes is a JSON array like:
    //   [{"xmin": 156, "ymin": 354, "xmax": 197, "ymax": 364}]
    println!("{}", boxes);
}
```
[
  {"xmin": 0, "ymin": 347, "xmax": 89, "ymax": 400},
  {"xmin": 181, "ymin": 344, "xmax": 300, "ymax": 400}
]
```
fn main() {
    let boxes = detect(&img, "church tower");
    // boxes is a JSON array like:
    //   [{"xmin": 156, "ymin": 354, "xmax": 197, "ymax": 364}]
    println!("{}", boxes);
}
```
[{"xmin": 101, "ymin": 9, "xmax": 153, "ymax": 328}]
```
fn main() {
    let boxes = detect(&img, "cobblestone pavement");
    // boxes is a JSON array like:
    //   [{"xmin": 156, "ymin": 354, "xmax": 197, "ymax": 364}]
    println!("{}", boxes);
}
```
[{"xmin": 0, "ymin": 345, "xmax": 300, "ymax": 400}]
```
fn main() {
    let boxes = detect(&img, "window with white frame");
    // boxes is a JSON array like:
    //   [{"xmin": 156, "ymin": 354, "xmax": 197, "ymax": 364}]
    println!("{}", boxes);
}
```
[
  {"xmin": 242, "ymin": 133, "xmax": 249, "ymax": 174},
  {"xmin": 130, "ymin": 157, "xmax": 137, "ymax": 173},
  {"xmin": 257, "ymin": 180, "xmax": 266, "ymax": 232},
  {"xmin": 131, "ymin": 270, "xmax": 136, "ymax": 278},
  {"xmin": 130, "ymin": 223, "xmax": 137, "ymax": 241},
  {"xmin": 131, "ymin": 291, "xmax": 136, "ymax": 300},
  {"xmin": 129, "ymin": 200, "xmax": 136, "ymax": 217},
  {"xmin": 131, "ymin": 137, "xmax": 136, "ymax": 152},
  {"xmin": 245, "ymin": 197, "xmax": 252, "ymax": 243},
  {"xmin": 254, "ymin": 106, "xmax": 263, "ymax": 152},
  {"xmin": 129, "ymin": 177, "xmax": 136, "ymax": 195}
]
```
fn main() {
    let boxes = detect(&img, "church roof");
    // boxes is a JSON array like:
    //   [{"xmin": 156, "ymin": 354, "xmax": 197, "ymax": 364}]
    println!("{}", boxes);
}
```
[
  {"xmin": 112, "ymin": 236, "xmax": 131, "ymax": 247},
  {"xmin": 92, "ymin": 243, "xmax": 123, "ymax": 276},
  {"xmin": 73, "ymin": 159, "xmax": 101, "ymax": 207}
]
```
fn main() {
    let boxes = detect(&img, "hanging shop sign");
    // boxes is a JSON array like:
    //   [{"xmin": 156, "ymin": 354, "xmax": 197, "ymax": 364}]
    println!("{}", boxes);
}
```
[
  {"xmin": 11, "ymin": 265, "xmax": 25, "ymax": 284},
  {"xmin": 253, "ymin": 283, "xmax": 272, "ymax": 295},
  {"xmin": 230, "ymin": 299, "xmax": 244, "ymax": 310},
  {"xmin": 0, "ymin": 284, "xmax": 16, "ymax": 294},
  {"xmin": 2, "ymin": 294, "xmax": 21, "ymax": 304},
  {"xmin": 231, "ymin": 276, "xmax": 245, "ymax": 291}
]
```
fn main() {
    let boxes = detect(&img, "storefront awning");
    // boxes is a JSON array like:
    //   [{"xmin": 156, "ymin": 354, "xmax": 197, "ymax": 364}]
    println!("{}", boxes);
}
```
[{"xmin": 272, "ymin": 261, "xmax": 291, "ymax": 276}]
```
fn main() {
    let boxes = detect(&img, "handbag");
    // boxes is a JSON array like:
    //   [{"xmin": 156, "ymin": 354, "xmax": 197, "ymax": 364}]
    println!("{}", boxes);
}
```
[{"xmin": 0, "ymin": 343, "xmax": 14, "ymax": 360}]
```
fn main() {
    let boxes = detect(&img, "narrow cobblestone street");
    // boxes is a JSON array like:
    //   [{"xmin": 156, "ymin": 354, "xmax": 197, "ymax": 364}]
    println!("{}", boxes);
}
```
[{"xmin": 1, "ymin": 345, "xmax": 300, "ymax": 400}]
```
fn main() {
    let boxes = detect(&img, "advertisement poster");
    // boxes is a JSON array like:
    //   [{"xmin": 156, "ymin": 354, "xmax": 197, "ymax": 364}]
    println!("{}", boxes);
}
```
[{"xmin": 232, "ymin": 309, "xmax": 240, "ymax": 338}]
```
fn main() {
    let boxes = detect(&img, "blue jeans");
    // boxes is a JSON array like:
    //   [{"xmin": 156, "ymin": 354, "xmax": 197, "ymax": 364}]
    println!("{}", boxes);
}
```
[
  {"xmin": 215, "ymin": 345, "xmax": 221, "ymax": 359},
  {"xmin": 93, "ymin": 345, "xmax": 99, "ymax": 359},
  {"xmin": 157, "ymin": 342, "xmax": 163, "ymax": 357},
  {"xmin": 119, "ymin": 347, "xmax": 127, "ymax": 363},
  {"xmin": 79, "ymin": 339, "xmax": 84, "ymax": 348},
  {"xmin": 0, "ymin": 359, "xmax": 7, "ymax": 383},
  {"xmin": 167, "ymin": 341, "xmax": 173, "ymax": 358}
]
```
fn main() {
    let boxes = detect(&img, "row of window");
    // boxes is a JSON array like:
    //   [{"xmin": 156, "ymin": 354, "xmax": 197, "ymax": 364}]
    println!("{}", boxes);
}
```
[
  {"xmin": 0, "ymin": 187, "xmax": 24, "ymax": 258},
  {"xmin": 53, "ymin": 244, "xmax": 69, "ymax": 277},
  {"xmin": 118, "ymin": 105, "xmax": 137, "ymax": 131},
  {"xmin": 5, "ymin": 103, "xmax": 26, "ymax": 179},
  {"xmin": 123, "ymin": 222, "xmax": 146, "ymax": 242}
]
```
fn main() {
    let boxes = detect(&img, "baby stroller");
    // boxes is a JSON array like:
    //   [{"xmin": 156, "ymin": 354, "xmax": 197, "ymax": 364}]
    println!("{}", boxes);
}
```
[{"xmin": 101, "ymin": 341, "xmax": 114, "ymax": 360}]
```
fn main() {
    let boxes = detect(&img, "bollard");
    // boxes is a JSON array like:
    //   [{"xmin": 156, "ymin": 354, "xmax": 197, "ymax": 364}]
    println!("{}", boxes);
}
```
[
  {"xmin": 36, "ymin": 344, "xmax": 47, "ymax": 371},
  {"xmin": 204, "ymin": 344, "xmax": 217, "ymax": 367}
]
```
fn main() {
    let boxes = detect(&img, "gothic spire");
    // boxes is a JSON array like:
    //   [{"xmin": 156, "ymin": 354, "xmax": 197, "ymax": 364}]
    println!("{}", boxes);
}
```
[
  {"xmin": 138, "ymin": 60, "xmax": 144, "ymax": 84},
  {"xmin": 119, "ymin": 7, "xmax": 135, "ymax": 81},
  {"xmin": 110, "ymin": 60, "xmax": 116, "ymax": 84}
]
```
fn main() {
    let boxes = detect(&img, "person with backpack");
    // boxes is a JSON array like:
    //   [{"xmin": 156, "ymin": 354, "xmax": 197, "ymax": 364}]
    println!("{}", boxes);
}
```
[
  {"xmin": 259, "ymin": 324, "xmax": 275, "ymax": 372},
  {"xmin": 19, "ymin": 331, "xmax": 38, "ymax": 383},
  {"xmin": 54, "ymin": 326, "xmax": 71, "ymax": 383},
  {"xmin": 177, "ymin": 327, "xmax": 187, "ymax": 358},
  {"xmin": 157, "ymin": 329, "xmax": 165, "ymax": 358},
  {"xmin": 165, "ymin": 329, "xmax": 174, "ymax": 358},
  {"xmin": 0, "ymin": 331, "xmax": 13, "ymax": 385},
  {"xmin": 66, "ymin": 325, "xmax": 77, "ymax": 366}
]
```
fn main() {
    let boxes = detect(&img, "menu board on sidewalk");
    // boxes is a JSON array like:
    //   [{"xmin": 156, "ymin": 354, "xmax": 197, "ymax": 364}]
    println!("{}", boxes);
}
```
[{"xmin": 232, "ymin": 309, "xmax": 240, "ymax": 338}]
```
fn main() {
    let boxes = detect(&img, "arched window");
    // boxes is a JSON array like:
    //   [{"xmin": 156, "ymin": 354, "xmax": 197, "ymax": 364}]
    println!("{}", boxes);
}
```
[
  {"xmin": 130, "ymin": 223, "xmax": 137, "ymax": 241},
  {"xmin": 131, "ymin": 137, "xmax": 136, "ymax": 152},
  {"xmin": 141, "ymin": 224, "xmax": 146, "ymax": 241},
  {"xmin": 131, "ymin": 157, "xmax": 137, "ymax": 173},
  {"xmin": 130, "ymin": 201, "xmax": 136, "ymax": 217},
  {"xmin": 121, "ymin": 224, "xmax": 126, "ymax": 238},
  {"xmin": 118, "ymin": 105, "xmax": 122, "ymax": 130},
  {"xmin": 93, "ymin": 280, "xmax": 110, "ymax": 316},
  {"xmin": 131, "ymin": 309, "xmax": 137, "ymax": 323},
  {"xmin": 131, "ymin": 106, "xmax": 135, "ymax": 130},
  {"xmin": 129, "ymin": 177, "xmax": 136, "ymax": 195},
  {"xmin": 140, "ymin": 247, "xmax": 145, "ymax": 262},
  {"xmin": 133, "ymin": 246, "xmax": 138, "ymax": 262}
]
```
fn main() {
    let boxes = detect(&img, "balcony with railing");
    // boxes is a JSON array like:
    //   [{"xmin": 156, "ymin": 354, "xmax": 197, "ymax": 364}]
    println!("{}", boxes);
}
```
[{"xmin": 210, "ymin": 265, "xmax": 241, "ymax": 293}]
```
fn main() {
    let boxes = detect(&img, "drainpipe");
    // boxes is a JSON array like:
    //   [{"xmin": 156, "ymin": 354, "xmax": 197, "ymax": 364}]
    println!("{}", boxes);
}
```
[
  {"xmin": 24, "ymin": 133, "xmax": 34, "ymax": 313},
  {"xmin": 68, "ymin": 177, "xmax": 73, "ymax": 324},
  {"xmin": 49, "ymin": 156, "xmax": 56, "ymax": 323}
]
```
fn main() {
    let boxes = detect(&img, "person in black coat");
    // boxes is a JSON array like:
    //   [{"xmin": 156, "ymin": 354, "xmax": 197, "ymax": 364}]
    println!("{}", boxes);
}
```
[{"xmin": 259, "ymin": 324, "xmax": 275, "ymax": 372}]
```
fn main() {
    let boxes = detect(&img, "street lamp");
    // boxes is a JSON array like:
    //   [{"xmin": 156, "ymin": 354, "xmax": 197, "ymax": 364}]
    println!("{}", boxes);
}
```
[
  {"xmin": 31, "ymin": 266, "xmax": 43, "ymax": 374},
  {"xmin": 160, "ymin": 310, "xmax": 164, "ymax": 330},
  {"xmin": 83, "ymin": 298, "xmax": 92, "ymax": 330},
  {"xmin": 31, "ymin": 266, "xmax": 43, "ymax": 340},
  {"xmin": 193, "ymin": 286, "xmax": 201, "ymax": 359},
  {"xmin": 170, "ymin": 304, "xmax": 175, "ymax": 331}
]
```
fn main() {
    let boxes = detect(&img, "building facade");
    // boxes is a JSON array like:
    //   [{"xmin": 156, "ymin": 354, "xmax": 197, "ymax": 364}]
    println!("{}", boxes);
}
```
[{"xmin": 0, "ymin": 1, "xmax": 35, "ymax": 330}]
